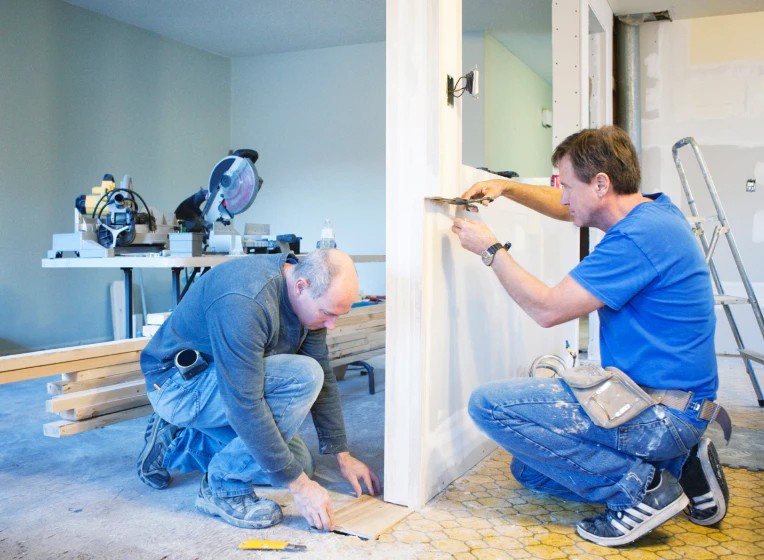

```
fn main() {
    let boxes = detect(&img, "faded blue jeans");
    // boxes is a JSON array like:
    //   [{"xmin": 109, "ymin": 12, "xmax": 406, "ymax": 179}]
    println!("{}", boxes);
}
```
[
  {"xmin": 468, "ymin": 377, "xmax": 707, "ymax": 510},
  {"xmin": 147, "ymin": 354, "xmax": 322, "ymax": 497}
]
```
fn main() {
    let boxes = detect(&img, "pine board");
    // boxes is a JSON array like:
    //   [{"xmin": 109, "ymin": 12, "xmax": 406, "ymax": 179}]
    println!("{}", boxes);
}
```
[
  {"xmin": 46, "ymin": 379, "xmax": 146, "ymax": 413},
  {"xmin": 57, "ymin": 394, "xmax": 150, "ymax": 421},
  {"xmin": 0, "ymin": 339, "xmax": 147, "ymax": 372},
  {"xmin": 43, "ymin": 404, "xmax": 153, "ymax": 437},
  {"xmin": 1, "ymin": 351, "xmax": 144, "ymax": 384},
  {"xmin": 62, "ymin": 362, "xmax": 142, "ymax": 382}
]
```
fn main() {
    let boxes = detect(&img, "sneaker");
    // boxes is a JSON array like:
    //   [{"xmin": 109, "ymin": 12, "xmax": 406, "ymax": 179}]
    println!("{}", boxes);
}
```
[
  {"xmin": 576, "ymin": 471, "xmax": 689, "ymax": 547},
  {"xmin": 136, "ymin": 412, "xmax": 180, "ymax": 489},
  {"xmin": 680, "ymin": 438, "xmax": 729, "ymax": 526},
  {"xmin": 195, "ymin": 474, "xmax": 283, "ymax": 529}
]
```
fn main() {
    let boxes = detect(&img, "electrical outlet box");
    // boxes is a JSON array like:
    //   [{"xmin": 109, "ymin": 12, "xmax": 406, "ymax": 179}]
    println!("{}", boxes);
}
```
[{"xmin": 746, "ymin": 179, "xmax": 756, "ymax": 192}]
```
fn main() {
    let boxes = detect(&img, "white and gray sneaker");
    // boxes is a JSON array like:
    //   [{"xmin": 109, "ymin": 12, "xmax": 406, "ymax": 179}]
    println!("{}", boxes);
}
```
[
  {"xmin": 576, "ymin": 471, "xmax": 689, "ymax": 547},
  {"xmin": 680, "ymin": 438, "xmax": 729, "ymax": 526}
]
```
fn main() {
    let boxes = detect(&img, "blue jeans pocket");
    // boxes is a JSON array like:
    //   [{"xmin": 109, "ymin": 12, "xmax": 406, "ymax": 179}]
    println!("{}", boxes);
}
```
[
  {"xmin": 617, "ymin": 406, "xmax": 700, "ymax": 461},
  {"xmin": 153, "ymin": 370, "xmax": 202, "ymax": 427}
]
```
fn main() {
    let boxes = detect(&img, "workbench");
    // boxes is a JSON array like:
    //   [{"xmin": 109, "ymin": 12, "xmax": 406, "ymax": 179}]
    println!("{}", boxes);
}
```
[{"xmin": 42, "ymin": 254, "xmax": 385, "ymax": 338}]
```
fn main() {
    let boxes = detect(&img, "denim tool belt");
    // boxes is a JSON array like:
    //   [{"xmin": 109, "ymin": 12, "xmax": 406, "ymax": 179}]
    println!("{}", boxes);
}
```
[{"xmin": 642, "ymin": 387, "xmax": 732, "ymax": 443}]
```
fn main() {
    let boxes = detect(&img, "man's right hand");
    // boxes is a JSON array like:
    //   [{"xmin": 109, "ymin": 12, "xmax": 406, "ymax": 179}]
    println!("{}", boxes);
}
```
[
  {"xmin": 288, "ymin": 472, "xmax": 335, "ymax": 531},
  {"xmin": 461, "ymin": 180, "xmax": 509, "ymax": 210}
]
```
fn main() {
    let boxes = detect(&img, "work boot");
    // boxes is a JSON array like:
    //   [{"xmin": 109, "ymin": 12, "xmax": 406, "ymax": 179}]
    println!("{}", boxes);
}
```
[
  {"xmin": 576, "ymin": 470, "xmax": 688, "ymax": 547},
  {"xmin": 136, "ymin": 412, "xmax": 180, "ymax": 489},
  {"xmin": 195, "ymin": 474, "xmax": 284, "ymax": 529},
  {"xmin": 679, "ymin": 438, "xmax": 729, "ymax": 526}
]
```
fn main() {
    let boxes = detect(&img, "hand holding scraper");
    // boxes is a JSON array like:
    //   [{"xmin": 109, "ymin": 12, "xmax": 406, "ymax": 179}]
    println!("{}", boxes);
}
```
[{"xmin": 425, "ymin": 196, "xmax": 494, "ymax": 212}]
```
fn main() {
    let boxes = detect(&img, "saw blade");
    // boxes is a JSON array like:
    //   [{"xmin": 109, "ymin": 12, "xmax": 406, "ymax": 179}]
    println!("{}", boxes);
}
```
[{"xmin": 208, "ymin": 156, "xmax": 260, "ymax": 216}]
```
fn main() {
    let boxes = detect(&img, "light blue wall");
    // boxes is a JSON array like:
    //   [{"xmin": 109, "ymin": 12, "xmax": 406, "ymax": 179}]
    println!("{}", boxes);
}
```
[
  {"xmin": 230, "ymin": 43, "xmax": 386, "ymax": 296},
  {"xmin": 0, "ymin": 0, "xmax": 230, "ymax": 353}
]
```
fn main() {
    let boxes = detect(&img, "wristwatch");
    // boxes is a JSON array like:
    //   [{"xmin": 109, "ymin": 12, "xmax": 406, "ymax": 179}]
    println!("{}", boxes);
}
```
[{"xmin": 481, "ymin": 242, "xmax": 512, "ymax": 266}]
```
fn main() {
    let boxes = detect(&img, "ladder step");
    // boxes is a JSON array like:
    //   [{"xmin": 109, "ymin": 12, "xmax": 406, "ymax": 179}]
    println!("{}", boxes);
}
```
[
  {"xmin": 740, "ymin": 349, "xmax": 764, "ymax": 365},
  {"xmin": 714, "ymin": 295, "xmax": 750, "ymax": 305}
]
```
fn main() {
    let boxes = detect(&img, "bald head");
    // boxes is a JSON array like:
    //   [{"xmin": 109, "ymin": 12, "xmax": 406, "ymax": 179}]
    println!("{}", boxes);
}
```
[
  {"xmin": 288, "ymin": 249, "xmax": 359, "ymax": 330},
  {"xmin": 293, "ymin": 248, "xmax": 358, "ymax": 299}
]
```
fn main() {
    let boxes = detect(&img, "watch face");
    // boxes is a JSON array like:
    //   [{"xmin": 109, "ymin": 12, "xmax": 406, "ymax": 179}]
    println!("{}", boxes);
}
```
[{"xmin": 481, "ymin": 251, "xmax": 493, "ymax": 266}]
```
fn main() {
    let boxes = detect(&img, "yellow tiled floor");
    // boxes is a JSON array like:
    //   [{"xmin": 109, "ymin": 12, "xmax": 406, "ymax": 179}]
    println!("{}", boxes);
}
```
[{"xmin": 379, "ymin": 448, "xmax": 763, "ymax": 559}]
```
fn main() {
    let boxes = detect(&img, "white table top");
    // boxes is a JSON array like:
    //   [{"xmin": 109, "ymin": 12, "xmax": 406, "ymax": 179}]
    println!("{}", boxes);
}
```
[{"xmin": 42, "ymin": 254, "xmax": 385, "ymax": 269}]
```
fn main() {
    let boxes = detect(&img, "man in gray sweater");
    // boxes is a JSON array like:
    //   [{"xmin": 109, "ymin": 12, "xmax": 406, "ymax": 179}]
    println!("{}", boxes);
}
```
[{"xmin": 137, "ymin": 249, "xmax": 380, "ymax": 530}]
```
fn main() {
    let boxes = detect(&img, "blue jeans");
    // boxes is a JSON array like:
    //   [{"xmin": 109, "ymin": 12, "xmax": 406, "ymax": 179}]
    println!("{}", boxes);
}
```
[
  {"xmin": 147, "ymin": 354, "xmax": 322, "ymax": 497},
  {"xmin": 468, "ymin": 378, "xmax": 707, "ymax": 510}
]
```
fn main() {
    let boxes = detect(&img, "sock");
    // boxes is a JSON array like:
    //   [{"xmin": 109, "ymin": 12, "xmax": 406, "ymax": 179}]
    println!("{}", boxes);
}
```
[{"xmin": 647, "ymin": 471, "xmax": 661, "ymax": 491}]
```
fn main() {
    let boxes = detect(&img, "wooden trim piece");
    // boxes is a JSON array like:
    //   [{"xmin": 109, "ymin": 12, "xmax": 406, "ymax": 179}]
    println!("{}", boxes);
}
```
[
  {"xmin": 43, "ymin": 404, "xmax": 153, "ymax": 437},
  {"xmin": 334, "ymin": 495, "xmax": 412, "ymax": 540}
]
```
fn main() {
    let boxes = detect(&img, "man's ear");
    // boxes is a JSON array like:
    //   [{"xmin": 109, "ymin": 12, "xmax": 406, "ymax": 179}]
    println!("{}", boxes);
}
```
[
  {"xmin": 295, "ymin": 278, "xmax": 310, "ymax": 296},
  {"xmin": 595, "ymin": 173, "xmax": 610, "ymax": 198}
]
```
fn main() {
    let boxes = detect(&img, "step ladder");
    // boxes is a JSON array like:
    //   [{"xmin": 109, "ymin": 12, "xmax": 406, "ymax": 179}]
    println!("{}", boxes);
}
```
[{"xmin": 672, "ymin": 137, "xmax": 764, "ymax": 406}]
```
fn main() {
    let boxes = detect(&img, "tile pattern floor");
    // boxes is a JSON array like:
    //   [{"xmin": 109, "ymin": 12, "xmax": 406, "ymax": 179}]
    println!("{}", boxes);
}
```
[
  {"xmin": 366, "ymin": 355, "xmax": 764, "ymax": 559},
  {"xmin": 380, "ymin": 448, "xmax": 763, "ymax": 559}
]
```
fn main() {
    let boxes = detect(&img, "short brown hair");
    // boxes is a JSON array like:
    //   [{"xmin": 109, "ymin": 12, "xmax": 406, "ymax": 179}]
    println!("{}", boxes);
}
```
[{"xmin": 551, "ymin": 126, "xmax": 641, "ymax": 194}]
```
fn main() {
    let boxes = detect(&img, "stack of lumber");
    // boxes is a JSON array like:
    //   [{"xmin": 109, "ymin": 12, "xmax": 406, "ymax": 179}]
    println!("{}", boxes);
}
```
[
  {"xmin": 0, "ymin": 304, "xmax": 385, "ymax": 438},
  {"xmin": 0, "ymin": 339, "xmax": 150, "ymax": 437},
  {"xmin": 326, "ymin": 303, "xmax": 385, "ymax": 368}
]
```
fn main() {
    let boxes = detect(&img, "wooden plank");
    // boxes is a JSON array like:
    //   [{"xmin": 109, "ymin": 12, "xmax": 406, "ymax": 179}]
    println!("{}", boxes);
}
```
[
  {"xmin": 0, "ymin": 338, "xmax": 148, "ymax": 372},
  {"xmin": 334, "ymin": 495, "xmax": 411, "ymax": 540},
  {"xmin": 48, "ymin": 371, "xmax": 143, "ymax": 395},
  {"xmin": 63, "ymin": 362, "xmax": 142, "ymax": 382},
  {"xmin": 43, "ymin": 404, "xmax": 153, "ymax": 437},
  {"xmin": 58, "ymin": 394, "xmax": 150, "ymax": 421},
  {"xmin": 330, "ymin": 318, "xmax": 385, "ymax": 336},
  {"xmin": 46, "ymin": 379, "xmax": 146, "ymax": 413},
  {"xmin": 1, "ymin": 351, "xmax": 143, "ymax": 385}
]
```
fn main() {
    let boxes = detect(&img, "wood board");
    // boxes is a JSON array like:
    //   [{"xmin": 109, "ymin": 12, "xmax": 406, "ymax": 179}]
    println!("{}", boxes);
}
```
[{"xmin": 333, "ymin": 495, "xmax": 412, "ymax": 540}]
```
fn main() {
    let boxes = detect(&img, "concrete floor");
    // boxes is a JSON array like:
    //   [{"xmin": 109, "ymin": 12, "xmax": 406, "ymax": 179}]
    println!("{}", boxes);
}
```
[{"xmin": 1, "ymin": 355, "xmax": 762, "ymax": 559}]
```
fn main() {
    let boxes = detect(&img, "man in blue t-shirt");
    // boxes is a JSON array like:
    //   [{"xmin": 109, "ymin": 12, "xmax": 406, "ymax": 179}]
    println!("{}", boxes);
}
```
[{"xmin": 451, "ymin": 126, "xmax": 728, "ymax": 547}]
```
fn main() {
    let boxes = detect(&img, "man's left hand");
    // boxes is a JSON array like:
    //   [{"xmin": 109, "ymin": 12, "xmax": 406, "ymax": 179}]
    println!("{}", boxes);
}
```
[
  {"xmin": 452, "ymin": 217, "xmax": 498, "ymax": 255},
  {"xmin": 336, "ymin": 451, "xmax": 382, "ymax": 497}
]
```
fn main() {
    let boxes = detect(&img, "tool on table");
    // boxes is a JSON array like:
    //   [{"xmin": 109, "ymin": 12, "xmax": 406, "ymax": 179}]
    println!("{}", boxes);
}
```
[
  {"xmin": 239, "ymin": 539, "xmax": 306, "ymax": 551},
  {"xmin": 175, "ymin": 148, "xmax": 266, "ymax": 255},
  {"xmin": 426, "ymin": 196, "xmax": 494, "ymax": 211},
  {"xmin": 47, "ymin": 174, "xmax": 174, "ymax": 258}
]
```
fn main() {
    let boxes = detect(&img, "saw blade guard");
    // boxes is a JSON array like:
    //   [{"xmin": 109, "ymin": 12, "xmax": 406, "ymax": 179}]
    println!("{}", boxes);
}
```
[{"xmin": 203, "ymin": 154, "xmax": 261, "ymax": 224}]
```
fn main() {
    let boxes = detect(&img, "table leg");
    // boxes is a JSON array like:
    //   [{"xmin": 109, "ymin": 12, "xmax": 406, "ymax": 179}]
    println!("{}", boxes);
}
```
[
  {"xmin": 171, "ymin": 268, "xmax": 182, "ymax": 308},
  {"xmin": 121, "ymin": 267, "xmax": 133, "ymax": 338}
]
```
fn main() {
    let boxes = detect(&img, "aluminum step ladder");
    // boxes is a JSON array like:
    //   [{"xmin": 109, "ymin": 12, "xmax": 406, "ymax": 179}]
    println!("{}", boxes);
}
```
[{"xmin": 672, "ymin": 137, "xmax": 764, "ymax": 406}]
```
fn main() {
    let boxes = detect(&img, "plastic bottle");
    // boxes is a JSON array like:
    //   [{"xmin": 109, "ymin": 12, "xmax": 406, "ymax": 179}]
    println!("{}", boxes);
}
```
[{"xmin": 316, "ymin": 219, "xmax": 337, "ymax": 248}]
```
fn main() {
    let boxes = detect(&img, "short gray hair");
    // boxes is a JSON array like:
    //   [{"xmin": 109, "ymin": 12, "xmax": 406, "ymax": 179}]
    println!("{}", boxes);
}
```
[{"xmin": 293, "ymin": 249, "xmax": 338, "ymax": 298}]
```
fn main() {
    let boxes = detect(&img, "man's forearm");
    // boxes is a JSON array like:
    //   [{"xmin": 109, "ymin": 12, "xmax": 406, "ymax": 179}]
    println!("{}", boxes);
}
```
[
  {"xmin": 501, "ymin": 180, "xmax": 571, "ymax": 222},
  {"xmin": 489, "ymin": 250, "xmax": 601, "ymax": 328}
]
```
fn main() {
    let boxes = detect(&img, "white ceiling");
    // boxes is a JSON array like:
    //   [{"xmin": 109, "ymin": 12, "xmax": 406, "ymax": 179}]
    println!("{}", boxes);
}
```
[{"xmin": 61, "ymin": 0, "xmax": 764, "ymax": 84}]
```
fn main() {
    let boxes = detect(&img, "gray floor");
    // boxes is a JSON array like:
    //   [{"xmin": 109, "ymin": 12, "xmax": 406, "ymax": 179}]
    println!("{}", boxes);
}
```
[{"xmin": 0, "ymin": 357, "xmax": 388, "ymax": 560}]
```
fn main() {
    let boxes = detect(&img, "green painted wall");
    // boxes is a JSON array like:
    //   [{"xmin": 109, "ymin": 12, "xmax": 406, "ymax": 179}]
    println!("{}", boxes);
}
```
[{"xmin": 484, "ymin": 34, "xmax": 553, "ymax": 178}]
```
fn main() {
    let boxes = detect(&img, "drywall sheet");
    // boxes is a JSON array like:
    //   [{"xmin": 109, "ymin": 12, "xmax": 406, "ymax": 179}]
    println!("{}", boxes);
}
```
[{"xmin": 417, "ymin": 166, "xmax": 579, "ymax": 503}]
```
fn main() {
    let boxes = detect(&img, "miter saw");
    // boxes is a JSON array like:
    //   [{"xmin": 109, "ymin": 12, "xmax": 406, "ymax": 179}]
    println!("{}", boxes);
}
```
[{"xmin": 175, "ymin": 149, "xmax": 263, "ymax": 254}]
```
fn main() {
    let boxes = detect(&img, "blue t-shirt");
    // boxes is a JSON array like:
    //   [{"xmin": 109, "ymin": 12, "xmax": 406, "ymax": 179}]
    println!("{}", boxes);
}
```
[{"xmin": 570, "ymin": 193, "xmax": 718, "ymax": 401}]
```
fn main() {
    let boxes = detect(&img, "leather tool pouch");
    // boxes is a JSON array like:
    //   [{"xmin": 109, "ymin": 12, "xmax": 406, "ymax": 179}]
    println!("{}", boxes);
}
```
[{"xmin": 560, "ymin": 364, "xmax": 656, "ymax": 428}]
